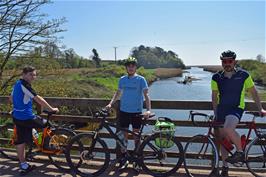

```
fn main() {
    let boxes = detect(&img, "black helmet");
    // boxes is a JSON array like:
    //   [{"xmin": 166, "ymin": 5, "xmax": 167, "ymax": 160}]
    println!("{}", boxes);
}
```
[
  {"xmin": 124, "ymin": 57, "xmax": 137, "ymax": 66},
  {"xmin": 220, "ymin": 50, "xmax": 236, "ymax": 60}
]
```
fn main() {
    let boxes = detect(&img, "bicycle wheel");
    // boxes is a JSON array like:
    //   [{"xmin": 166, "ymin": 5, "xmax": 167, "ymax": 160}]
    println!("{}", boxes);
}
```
[
  {"xmin": 183, "ymin": 134, "xmax": 218, "ymax": 177},
  {"xmin": 0, "ymin": 123, "xmax": 18, "ymax": 161},
  {"xmin": 47, "ymin": 128, "xmax": 76, "ymax": 172},
  {"xmin": 246, "ymin": 135, "xmax": 266, "ymax": 177},
  {"xmin": 138, "ymin": 132, "xmax": 184, "ymax": 177},
  {"xmin": 65, "ymin": 132, "xmax": 110, "ymax": 177}
]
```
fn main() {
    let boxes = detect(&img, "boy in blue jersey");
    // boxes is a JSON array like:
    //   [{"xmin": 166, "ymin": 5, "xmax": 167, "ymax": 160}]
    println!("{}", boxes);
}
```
[
  {"xmin": 10, "ymin": 66, "xmax": 59, "ymax": 176},
  {"xmin": 106, "ymin": 57, "xmax": 151, "ymax": 170},
  {"xmin": 211, "ymin": 50, "xmax": 266, "ymax": 176}
]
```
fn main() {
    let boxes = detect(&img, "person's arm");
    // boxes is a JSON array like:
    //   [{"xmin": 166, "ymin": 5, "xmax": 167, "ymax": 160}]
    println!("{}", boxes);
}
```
[
  {"xmin": 212, "ymin": 90, "xmax": 218, "ymax": 116},
  {"xmin": 34, "ymin": 95, "xmax": 59, "ymax": 112},
  {"xmin": 211, "ymin": 77, "xmax": 219, "ymax": 117},
  {"xmin": 106, "ymin": 90, "xmax": 121, "ymax": 109},
  {"xmin": 248, "ymin": 86, "xmax": 266, "ymax": 115},
  {"xmin": 143, "ymin": 89, "xmax": 151, "ymax": 118}
]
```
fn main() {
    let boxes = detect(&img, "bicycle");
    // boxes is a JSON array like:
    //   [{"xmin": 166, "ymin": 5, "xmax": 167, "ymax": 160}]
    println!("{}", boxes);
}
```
[
  {"xmin": 0, "ymin": 110, "xmax": 76, "ymax": 172},
  {"xmin": 183, "ymin": 110, "xmax": 266, "ymax": 177},
  {"xmin": 65, "ymin": 108, "xmax": 184, "ymax": 177}
]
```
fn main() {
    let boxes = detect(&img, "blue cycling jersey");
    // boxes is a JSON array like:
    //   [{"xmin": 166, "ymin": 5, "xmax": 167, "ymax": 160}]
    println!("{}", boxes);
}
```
[{"xmin": 11, "ymin": 79, "xmax": 37, "ymax": 120}]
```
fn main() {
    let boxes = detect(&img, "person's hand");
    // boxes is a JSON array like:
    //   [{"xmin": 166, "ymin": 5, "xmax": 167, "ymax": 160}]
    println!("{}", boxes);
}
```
[
  {"xmin": 143, "ymin": 110, "xmax": 151, "ymax": 119},
  {"xmin": 105, "ymin": 104, "xmax": 112, "ymax": 110},
  {"xmin": 260, "ymin": 108, "xmax": 266, "ymax": 117},
  {"xmin": 52, "ymin": 107, "xmax": 59, "ymax": 113}
]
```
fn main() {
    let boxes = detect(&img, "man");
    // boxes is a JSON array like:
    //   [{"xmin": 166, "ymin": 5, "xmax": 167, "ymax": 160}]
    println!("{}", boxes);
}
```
[
  {"xmin": 106, "ymin": 57, "xmax": 151, "ymax": 170},
  {"xmin": 10, "ymin": 66, "xmax": 59, "ymax": 176},
  {"xmin": 211, "ymin": 50, "xmax": 266, "ymax": 176}
]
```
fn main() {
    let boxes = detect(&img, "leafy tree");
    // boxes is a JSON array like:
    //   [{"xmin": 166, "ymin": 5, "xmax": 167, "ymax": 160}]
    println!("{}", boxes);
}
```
[
  {"xmin": 0, "ymin": 0, "xmax": 66, "ymax": 93},
  {"xmin": 256, "ymin": 54, "xmax": 265, "ymax": 63},
  {"xmin": 131, "ymin": 45, "xmax": 185, "ymax": 69},
  {"xmin": 91, "ymin": 48, "xmax": 101, "ymax": 67}
]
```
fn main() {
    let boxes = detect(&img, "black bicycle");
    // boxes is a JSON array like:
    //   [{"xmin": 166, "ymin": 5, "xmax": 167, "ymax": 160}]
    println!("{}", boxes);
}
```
[{"xmin": 65, "ymin": 108, "xmax": 184, "ymax": 177}]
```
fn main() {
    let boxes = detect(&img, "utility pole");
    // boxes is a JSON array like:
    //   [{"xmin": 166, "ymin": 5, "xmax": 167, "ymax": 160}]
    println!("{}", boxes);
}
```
[{"xmin": 114, "ymin": 47, "xmax": 117, "ymax": 64}]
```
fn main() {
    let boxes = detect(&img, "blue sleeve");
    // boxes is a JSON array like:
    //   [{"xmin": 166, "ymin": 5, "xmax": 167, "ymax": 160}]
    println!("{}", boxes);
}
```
[
  {"xmin": 118, "ymin": 78, "xmax": 123, "ymax": 90},
  {"xmin": 141, "ymin": 77, "xmax": 148, "ymax": 90}
]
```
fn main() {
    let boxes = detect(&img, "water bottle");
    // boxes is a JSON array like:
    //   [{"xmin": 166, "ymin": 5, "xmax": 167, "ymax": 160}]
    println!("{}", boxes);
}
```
[
  {"xmin": 222, "ymin": 138, "xmax": 234, "ymax": 151},
  {"xmin": 38, "ymin": 132, "xmax": 43, "ymax": 145},
  {"xmin": 241, "ymin": 134, "xmax": 246, "ymax": 149},
  {"xmin": 32, "ymin": 128, "xmax": 39, "ymax": 139}
]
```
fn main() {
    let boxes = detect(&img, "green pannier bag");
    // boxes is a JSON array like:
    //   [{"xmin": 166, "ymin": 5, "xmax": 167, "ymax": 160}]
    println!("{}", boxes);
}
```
[{"xmin": 153, "ymin": 117, "xmax": 175, "ymax": 148}]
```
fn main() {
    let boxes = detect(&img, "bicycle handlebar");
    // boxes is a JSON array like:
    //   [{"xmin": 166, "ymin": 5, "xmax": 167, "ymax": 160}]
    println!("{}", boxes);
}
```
[
  {"xmin": 245, "ymin": 111, "xmax": 264, "ymax": 117},
  {"xmin": 189, "ymin": 111, "xmax": 214, "ymax": 126}
]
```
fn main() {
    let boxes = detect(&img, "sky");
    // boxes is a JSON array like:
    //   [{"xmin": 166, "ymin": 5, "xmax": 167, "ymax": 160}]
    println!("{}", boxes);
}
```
[{"xmin": 42, "ymin": 0, "xmax": 265, "ymax": 65}]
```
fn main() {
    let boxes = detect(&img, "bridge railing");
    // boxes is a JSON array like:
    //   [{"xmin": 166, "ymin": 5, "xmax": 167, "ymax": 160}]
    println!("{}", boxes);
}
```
[{"xmin": 1, "ymin": 96, "xmax": 266, "ymax": 159}]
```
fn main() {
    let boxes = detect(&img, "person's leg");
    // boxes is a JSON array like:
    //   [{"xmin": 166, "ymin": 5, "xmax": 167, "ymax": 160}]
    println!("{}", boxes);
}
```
[
  {"xmin": 16, "ymin": 143, "xmax": 26, "ymax": 163},
  {"xmin": 118, "ymin": 111, "xmax": 130, "ymax": 154},
  {"xmin": 13, "ymin": 120, "xmax": 36, "ymax": 175},
  {"xmin": 131, "ymin": 114, "xmax": 142, "ymax": 148},
  {"xmin": 223, "ymin": 115, "xmax": 241, "ymax": 151},
  {"xmin": 218, "ymin": 128, "xmax": 229, "ymax": 168},
  {"xmin": 223, "ymin": 115, "xmax": 244, "ymax": 164}
]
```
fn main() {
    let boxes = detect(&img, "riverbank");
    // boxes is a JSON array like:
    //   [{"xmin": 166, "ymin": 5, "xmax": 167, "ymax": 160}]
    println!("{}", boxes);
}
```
[{"xmin": 1, "ymin": 66, "xmax": 183, "ymax": 98}]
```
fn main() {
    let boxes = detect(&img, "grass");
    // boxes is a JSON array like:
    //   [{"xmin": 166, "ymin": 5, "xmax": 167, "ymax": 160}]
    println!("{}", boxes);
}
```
[{"xmin": 154, "ymin": 68, "xmax": 183, "ymax": 78}]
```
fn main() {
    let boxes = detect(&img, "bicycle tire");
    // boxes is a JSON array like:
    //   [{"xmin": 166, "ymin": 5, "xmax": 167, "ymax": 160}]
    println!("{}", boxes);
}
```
[
  {"xmin": 0, "ymin": 124, "xmax": 18, "ymax": 161},
  {"xmin": 65, "ymin": 132, "xmax": 110, "ymax": 177},
  {"xmin": 183, "ymin": 134, "xmax": 218, "ymax": 177},
  {"xmin": 245, "ymin": 136, "xmax": 266, "ymax": 177},
  {"xmin": 138, "ymin": 132, "xmax": 184, "ymax": 177}
]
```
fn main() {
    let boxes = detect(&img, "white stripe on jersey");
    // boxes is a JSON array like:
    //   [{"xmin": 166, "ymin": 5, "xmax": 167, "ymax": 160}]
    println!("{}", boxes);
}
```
[{"xmin": 21, "ymin": 84, "xmax": 35, "ymax": 104}]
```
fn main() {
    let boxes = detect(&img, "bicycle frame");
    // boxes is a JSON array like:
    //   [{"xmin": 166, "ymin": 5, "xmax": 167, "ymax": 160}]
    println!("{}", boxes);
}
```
[
  {"xmin": 206, "ymin": 116, "xmax": 262, "ymax": 155},
  {"xmin": 92, "ymin": 115, "xmax": 146, "ymax": 154},
  {"xmin": 87, "ymin": 111, "xmax": 160, "ymax": 162},
  {"xmin": 10, "ymin": 114, "xmax": 65, "ymax": 155}
]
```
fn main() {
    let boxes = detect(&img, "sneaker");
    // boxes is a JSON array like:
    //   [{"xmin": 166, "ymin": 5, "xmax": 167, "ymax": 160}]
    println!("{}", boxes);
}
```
[
  {"xmin": 19, "ymin": 164, "xmax": 36, "ymax": 176},
  {"xmin": 226, "ymin": 151, "xmax": 244, "ymax": 164},
  {"xmin": 118, "ymin": 157, "xmax": 129, "ymax": 170},
  {"xmin": 220, "ymin": 166, "xmax": 229, "ymax": 177}
]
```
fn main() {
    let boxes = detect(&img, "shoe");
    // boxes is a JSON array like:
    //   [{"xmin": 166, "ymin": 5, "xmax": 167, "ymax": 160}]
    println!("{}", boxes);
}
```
[
  {"xmin": 220, "ymin": 166, "xmax": 229, "ymax": 177},
  {"xmin": 118, "ymin": 157, "xmax": 129, "ymax": 170},
  {"xmin": 19, "ymin": 164, "xmax": 36, "ymax": 176},
  {"xmin": 226, "ymin": 151, "xmax": 244, "ymax": 164}
]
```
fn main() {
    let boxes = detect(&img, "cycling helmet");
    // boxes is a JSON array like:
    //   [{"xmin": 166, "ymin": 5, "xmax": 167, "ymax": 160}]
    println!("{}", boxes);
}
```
[
  {"xmin": 124, "ymin": 57, "xmax": 137, "ymax": 66},
  {"xmin": 220, "ymin": 50, "xmax": 236, "ymax": 60}
]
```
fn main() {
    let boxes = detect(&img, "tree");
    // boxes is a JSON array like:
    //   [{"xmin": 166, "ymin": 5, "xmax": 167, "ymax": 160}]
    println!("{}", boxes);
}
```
[
  {"xmin": 0, "ymin": 0, "xmax": 66, "ymax": 93},
  {"xmin": 256, "ymin": 54, "xmax": 265, "ymax": 63},
  {"xmin": 91, "ymin": 48, "xmax": 101, "ymax": 67},
  {"xmin": 131, "ymin": 45, "xmax": 185, "ymax": 69}
]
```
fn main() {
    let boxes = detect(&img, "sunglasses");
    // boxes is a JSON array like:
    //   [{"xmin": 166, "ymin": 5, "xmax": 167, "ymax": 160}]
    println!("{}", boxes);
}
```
[{"xmin": 222, "ymin": 59, "xmax": 234, "ymax": 64}]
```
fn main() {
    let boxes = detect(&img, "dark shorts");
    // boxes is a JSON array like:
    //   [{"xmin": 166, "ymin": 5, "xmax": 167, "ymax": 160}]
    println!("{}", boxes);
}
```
[
  {"xmin": 216, "ymin": 106, "xmax": 244, "ymax": 123},
  {"xmin": 118, "ymin": 111, "xmax": 142, "ymax": 129},
  {"xmin": 13, "ymin": 116, "xmax": 46, "ymax": 145}
]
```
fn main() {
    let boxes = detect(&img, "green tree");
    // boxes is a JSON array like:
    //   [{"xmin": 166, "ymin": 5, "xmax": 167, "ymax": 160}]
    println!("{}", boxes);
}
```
[
  {"xmin": 91, "ymin": 48, "xmax": 101, "ymax": 68},
  {"xmin": 0, "ymin": 0, "xmax": 66, "ymax": 94},
  {"xmin": 131, "ymin": 45, "xmax": 185, "ymax": 69}
]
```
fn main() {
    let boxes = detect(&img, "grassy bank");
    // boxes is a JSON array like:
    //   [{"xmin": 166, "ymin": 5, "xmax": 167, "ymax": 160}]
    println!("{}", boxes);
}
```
[{"xmin": 2, "ymin": 66, "xmax": 184, "ymax": 99}]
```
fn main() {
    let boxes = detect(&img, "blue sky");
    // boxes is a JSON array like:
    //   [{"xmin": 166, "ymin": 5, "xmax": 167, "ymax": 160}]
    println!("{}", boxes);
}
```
[{"xmin": 43, "ymin": 0, "xmax": 265, "ymax": 65}]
